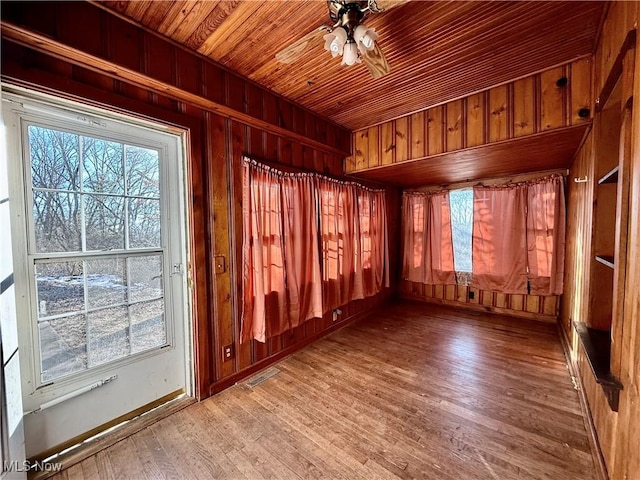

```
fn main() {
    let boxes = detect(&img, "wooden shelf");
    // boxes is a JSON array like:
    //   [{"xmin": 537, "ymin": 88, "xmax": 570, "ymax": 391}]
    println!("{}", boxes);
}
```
[
  {"xmin": 598, "ymin": 166, "xmax": 619, "ymax": 184},
  {"xmin": 574, "ymin": 322, "xmax": 623, "ymax": 411},
  {"xmin": 595, "ymin": 255, "xmax": 615, "ymax": 269}
]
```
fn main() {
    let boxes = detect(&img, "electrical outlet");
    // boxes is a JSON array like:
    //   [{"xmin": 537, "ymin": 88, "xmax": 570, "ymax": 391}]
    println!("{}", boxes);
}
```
[
  {"xmin": 332, "ymin": 308, "xmax": 342, "ymax": 322},
  {"xmin": 223, "ymin": 344, "xmax": 234, "ymax": 361}
]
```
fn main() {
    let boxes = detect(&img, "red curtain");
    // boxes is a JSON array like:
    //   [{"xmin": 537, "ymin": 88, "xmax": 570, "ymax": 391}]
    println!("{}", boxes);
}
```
[
  {"xmin": 526, "ymin": 176, "xmax": 566, "ymax": 295},
  {"xmin": 242, "ymin": 159, "xmax": 388, "ymax": 342},
  {"xmin": 472, "ymin": 185, "xmax": 528, "ymax": 293},
  {"xmin": 241, "ymin": 161, "xmax": 286, "ymax": 343},
  {"xmin": 402, "ymin": 191, "xmax": 456, "ymax": 285}
]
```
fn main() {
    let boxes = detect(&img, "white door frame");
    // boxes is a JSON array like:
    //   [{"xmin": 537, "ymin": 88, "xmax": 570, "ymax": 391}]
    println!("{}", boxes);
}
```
[{"xmin": 2, "ymin": 85, "xmax": 194, "ymax": 458}]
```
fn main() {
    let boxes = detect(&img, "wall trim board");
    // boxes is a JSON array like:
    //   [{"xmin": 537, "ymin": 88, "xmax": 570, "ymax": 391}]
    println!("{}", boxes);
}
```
[
  {"xmin": 399, "ymin": 292, "xmax": 557, "ymax": 323},
  {"xmin": 557, "ymin": 322, "xmax": 610, "ymax": 480},
  {"xmin": 0, "ymin": 22, "xmax": 350, "ymax": 158},
  {"xmin": 208, "ymin": 294, "xmax": 393, "ymax": 396}
]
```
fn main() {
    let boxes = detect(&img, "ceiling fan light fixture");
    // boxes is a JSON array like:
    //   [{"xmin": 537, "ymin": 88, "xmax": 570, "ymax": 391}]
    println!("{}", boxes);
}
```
[
  {"xmin": 323, "ymin": 27, "xmax": 348, "ymax": 57},
  {"xmin": 353, "ymin": 24, "xmax": 377, "ymax": 52},
  {"xmin": 341, "ymin": 41, "xmax": 359, "ymax": 66}
]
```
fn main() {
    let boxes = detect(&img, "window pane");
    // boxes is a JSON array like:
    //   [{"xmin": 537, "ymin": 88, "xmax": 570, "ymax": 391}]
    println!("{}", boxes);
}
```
[
  {"xmin": 40, "ymin": 315, "xmax": 87, "ymax": 382},
  {"xmin": 130, "ymin": 299, "xmax": 165, "ymax": 354},
  {"xmin": 33, "ymin": 191, "xmax": 82, "ymax": 252},
  {"xmin": 449, "ymin": 189, "xmax": 473, "ymax": 272},
  {"xmin": 128, "ymin": 198, "xmax": 160, "ymax": 248},
  {"xmin": 84, "ymin": 194, "xmax": 125, "ymax": 250},
  {"xmin": 86, "ymin": 258, "xmax": 127, "ymax": 309},
  {"xmin": 129, "ymin": 255, "xmax": 162, "ymax": 302},
  {"xmin": 87, "ymin": 306, "xmax": 129, "ymax": 367},
  {"xmin": 82, "ymin": 137, "xmax": 124, "ymax": 194},
  {"xmin": 126, "ymin": 146, "xmax": 160, "ymax": 198},
  {"xmin": 36, "ymin": 262, "xmax": 84, "ymax": 317},
  {"xmin": 28, "ymin": 126, "xmax": 80, "ymax": 191}
]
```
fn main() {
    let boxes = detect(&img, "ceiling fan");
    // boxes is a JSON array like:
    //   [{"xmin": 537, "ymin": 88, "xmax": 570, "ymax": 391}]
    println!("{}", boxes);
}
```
[{"xmin": 275, "ymin": 0, "xmax": 405, "ymax": 79}]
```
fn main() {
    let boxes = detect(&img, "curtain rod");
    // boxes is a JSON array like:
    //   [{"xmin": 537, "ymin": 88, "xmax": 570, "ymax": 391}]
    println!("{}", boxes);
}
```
[{"xmin": 242, "ymin": 155, "xmax": 391, "ymax": 190}]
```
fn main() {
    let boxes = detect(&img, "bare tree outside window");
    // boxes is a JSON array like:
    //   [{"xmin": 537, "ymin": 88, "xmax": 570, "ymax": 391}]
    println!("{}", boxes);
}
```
[
  {"xmin": 27, "ymin": 125, "xmax": 166, "ymax": 382},
  {"xmin": 449, "ymin": 189, "xmax": 473, "ymax": 272}
]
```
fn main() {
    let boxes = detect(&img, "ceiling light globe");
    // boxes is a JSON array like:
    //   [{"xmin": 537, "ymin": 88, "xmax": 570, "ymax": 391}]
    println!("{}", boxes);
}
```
[
  {"xmin": 323, "ymin": 27, "xmax": 347, "ymax": 57},
  {"xmin": 342, "ymin": 42, "xmax": 359, "ymax": 66},
  {"xmin": 353, "ymin": 25, "xmax": 378, "ymax": 52}
]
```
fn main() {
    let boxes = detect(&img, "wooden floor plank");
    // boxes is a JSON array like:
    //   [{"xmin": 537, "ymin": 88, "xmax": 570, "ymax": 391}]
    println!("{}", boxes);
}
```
[{"xmin": 48, "ymin": 302, "xmax": 596, "ymax": 479}]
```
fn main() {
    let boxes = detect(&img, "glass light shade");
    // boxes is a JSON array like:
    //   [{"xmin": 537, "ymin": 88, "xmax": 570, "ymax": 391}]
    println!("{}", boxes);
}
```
[
  {"xmin": 353, "ymin": 25, "xmax": 378, "ymax": 53},
  {"xmin": 341, "ymin": 42, "xmax": 359, "ymax": 66},
  {"xmin": 323, "ymin": 27, "xmax": 347, "ymax": 57}
]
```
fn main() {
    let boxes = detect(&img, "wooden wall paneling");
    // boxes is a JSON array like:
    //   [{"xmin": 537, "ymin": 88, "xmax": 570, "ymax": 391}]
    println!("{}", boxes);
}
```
[
  {"xmin": 395, "ymin": 116, "xmax": 409, "ymax": 163},
  {"xmin": 207, "ymin": 112, "xmax": 234, "ymax": 381},
  {"xmin": 570, "ymin": 57, "xmax": 593, "ymax": 125},
  {"xmin": 445, "ymin": 99, "xmax": 464, "ymax": 151},
  {"xmin": 230, "ymin": 120, "xmax": 252, "ymax": 373},
  {"xmin": 57, "ymin": 1, "xmax": 103, "ymax": 57},
  {"xmin": 244, "ymin": 84, "xmax": 265, "ymax": 159},
  {"xmin": 540, "ymin": 66, "xmax": 567, "ymax": 131},
  {"xmin": 488, "ymin": 84, "xmax": 509, "ymax": 143},
  {"xmin": 202, "ymin": 61, "xmax": 225, "ymax": 106},
  {"xmin": 105, "ymin": 14, "xmax": 142, "ymax": 73},
  {"xmin": 368, "ymin": 125, "xmax": 380, "ymax": 168},
  {"xmin": 263, "ymin": 92, "xmax": 279, "ymax": 161},
  {"xmin": 509, "ymin": 294, "xmax": 524, "ymax": 312},
  {"xmin": 495, "ymin": 292, "xmax": 508, "ymax": 309},
  {"xmin": 380, "ymin": 121, "xmax": 395, "ymax": 165},
  {"xmin": 277, "ymin": 96, "xmax": 293, "ymax": 131},
  {"xmin": 354, "ymin": 129, "xmax": 368, "ymax": 171},
  {"xmin": 466, "ymin": 92, "xmax": 485, "ymax": 147},
  {"xmin": 304, "ymin": 110, "xmax": 318, "ymax": 144},
  {"xmin": 410, "ymin": 111, "xmax": 426, "ymax": 160},
  {"xmin": 175, "ymin": 46, "xmax": 201, "ymax": 97},
  {"xmin": 513, "ymin": 76, "xmax": 535, "ymax": 137},
  {"xmin": 525, "ymin": 295, "xmax": 540, "ymax": 314},
  {"xmin": 291, "ymin": 140, "xmax": 304, "ymax": 169},
  {"xmin": 145, "ymin": 34, "xmax": 176, "ymax": 88},
  {"xmin": 427, "ymin": 106, "xmax": 444, "ymax": 156}
]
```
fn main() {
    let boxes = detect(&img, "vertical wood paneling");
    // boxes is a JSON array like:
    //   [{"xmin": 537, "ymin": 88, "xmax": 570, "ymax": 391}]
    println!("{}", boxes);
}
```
[
  {"xmin": 410, "ymin": 111, "xmax": 426, "ymax": 159},
  {"xmin": 445, "ymin": 99, "xmax": 463, "ymax": 151},
  {"xmin": 570, "ymin": 57, "xmax": 593, "ymax": 124},
  {"xmin": 540, "ymin": 66, "xmax": 566, "ymax": 131},
  {"xmin": 489, "ymin": 84, "xmax": 509, "ymax": 142},
  {"xmin": 513, "ymin": 77, "xmax": 535, "ymax": 137},
  {"xmin": 466, "ymin": 92, "xmax": 485, "ymax": 147},
  {"xmin": 380, "ymin": 121, "xmax": 395, "ymax": 165},
  {"xmin": 427, "ymin": 106, "xmax": 444, "ymax": 156},
  {"xmin": 368, "ymin": 125, "xmax": 380, "ymax": 168},
  {"xmin": 345, "ymin": 59, "xmax": 592, "ymax": 174},
  {"xmin": 354, "ymin": 129, "xmax": 368, "ymax": 171},
  {"xmin": 395, "ymin": 116, "xmax": 409, "ymax": 163}
]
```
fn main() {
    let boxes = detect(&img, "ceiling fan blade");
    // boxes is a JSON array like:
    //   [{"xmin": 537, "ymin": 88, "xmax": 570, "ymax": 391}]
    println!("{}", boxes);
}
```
[
  {"xmin": 374, "ymin": 0, "xmax": 412, "ymax": 12},
  {"xmin": 362, "ymin": 42, "xmax": 390, "ymax": 79},
  {"xmin": 275, "ymin": 27, "xmax": 329, "ymax": 64}
]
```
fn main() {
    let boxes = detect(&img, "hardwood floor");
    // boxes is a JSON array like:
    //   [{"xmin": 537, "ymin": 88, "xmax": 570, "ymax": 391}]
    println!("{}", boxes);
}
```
[{"xmin": 52, "ymin": 302, "xmax": 596, "ymax": 480}]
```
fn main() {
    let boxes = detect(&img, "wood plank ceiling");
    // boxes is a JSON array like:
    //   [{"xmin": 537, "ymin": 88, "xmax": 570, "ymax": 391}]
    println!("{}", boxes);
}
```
[{"xmin": 99, "ymin": 0, "xmax": 605, "ymax": 131}]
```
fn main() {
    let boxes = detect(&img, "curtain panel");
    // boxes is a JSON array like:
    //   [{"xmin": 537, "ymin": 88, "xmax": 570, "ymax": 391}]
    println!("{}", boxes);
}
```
[
  {"xmin": 242, "ymin": 158, "xmax": 389, "ymax": 343},
  {"xmin": 401, "ymin": 191, "xmax": 456, "ymax": 285},
  {"xmin": 472, "ymin": 185, "xmax": 528, "ymax": 293},
  {"xmin": 526, "ymin": 176, "xmax": 565, "ymax": 295}
]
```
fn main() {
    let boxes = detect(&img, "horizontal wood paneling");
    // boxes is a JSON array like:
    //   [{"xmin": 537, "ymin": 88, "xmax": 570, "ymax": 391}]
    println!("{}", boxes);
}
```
[
  {"xmin": 346, "ymin": 59, "xmax": 592, "ymax": 176},
  {"xmin": 398, "ymin": 280, "xmax": 559, "ymax": 322},
  {"xmin": 99, "ymin": 1, "xmax": 604, "ymax": 130},
  {"xmin": 349, "ymin": 124, "xmax": 590, "ymax": 187}
]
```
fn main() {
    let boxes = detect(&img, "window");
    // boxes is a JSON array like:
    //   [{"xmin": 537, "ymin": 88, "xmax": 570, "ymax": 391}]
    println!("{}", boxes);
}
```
[
  {"xmin": 23, "ymin": 120, "xmax": 171, "ymax": 384},
  {"xmin": 449, "ymin": 188, "xmax": 473, "ymax": 273}
]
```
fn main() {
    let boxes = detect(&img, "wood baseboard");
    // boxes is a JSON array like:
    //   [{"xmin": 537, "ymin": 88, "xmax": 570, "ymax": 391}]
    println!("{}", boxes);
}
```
[
  {"xmin": 400, "ymin": 293, "xmax": 557, "ymax": 323},
  {"xmin": 557, "ymin": 321, "xmax": 609, "ymax": 480}
]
